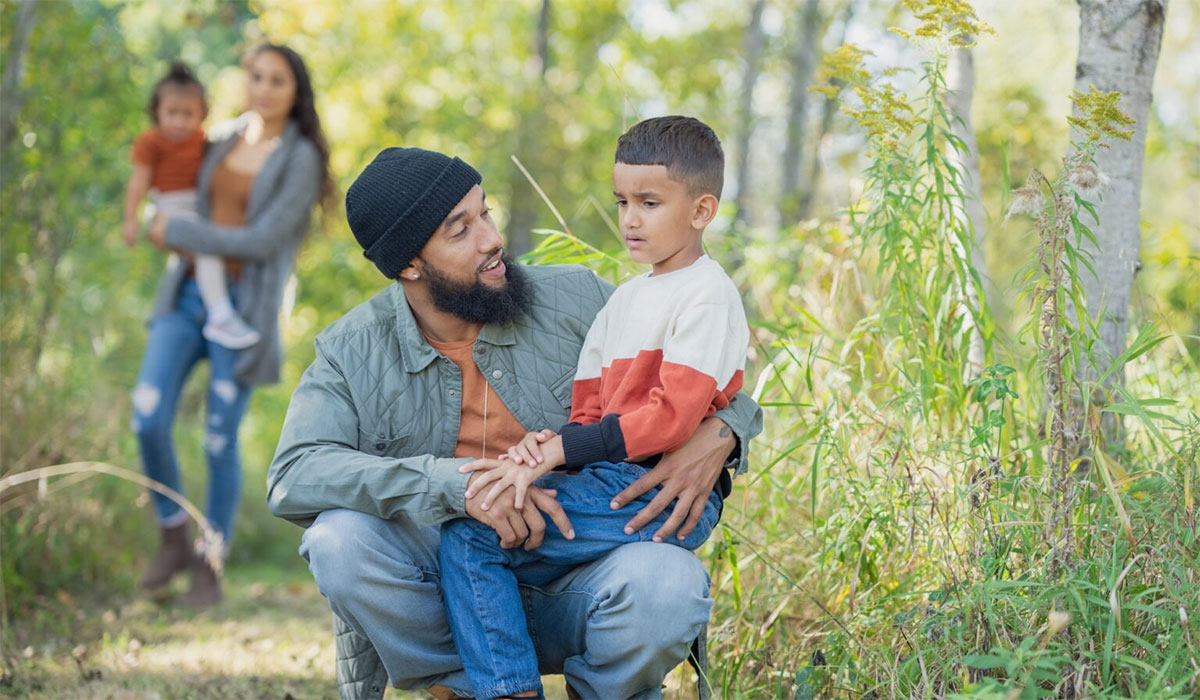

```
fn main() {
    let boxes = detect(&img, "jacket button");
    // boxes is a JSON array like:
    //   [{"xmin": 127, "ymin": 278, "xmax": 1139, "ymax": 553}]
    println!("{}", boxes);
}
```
[
  {"xmin": 375, "ymin": 442, "xmax": 386, "ymax": 450},
  {"xmin": 449, "ymin": 389, "xmax": 457, "ymax": 396},
  {"xmin": 444, "ymin": 507, "xmax": 455, "ymax": 514},
  {"xmin": 477, "ymin": 347, "xmax": 487, "ymax": 355},
  {"xmin": 492, "ymin": 370, "xmax": 502, "ymax": 379}
]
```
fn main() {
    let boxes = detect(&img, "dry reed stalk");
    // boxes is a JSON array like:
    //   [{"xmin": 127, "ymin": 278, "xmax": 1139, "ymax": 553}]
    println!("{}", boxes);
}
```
[{"xmin": 0, "ymin": 461, "xmax": 224, "ymax": 574}]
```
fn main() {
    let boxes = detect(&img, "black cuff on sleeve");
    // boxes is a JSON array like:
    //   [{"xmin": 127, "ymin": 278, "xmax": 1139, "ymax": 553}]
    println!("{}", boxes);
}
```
[{"xmin": 560, "ymin": 414, "xmax": 627, "ymax": 468}]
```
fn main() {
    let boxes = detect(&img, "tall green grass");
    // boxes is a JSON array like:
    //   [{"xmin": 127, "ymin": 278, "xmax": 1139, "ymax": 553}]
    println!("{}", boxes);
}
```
[{"xmin": 529, "ymin": 3, "xmax": 1198, "ymax": 697}]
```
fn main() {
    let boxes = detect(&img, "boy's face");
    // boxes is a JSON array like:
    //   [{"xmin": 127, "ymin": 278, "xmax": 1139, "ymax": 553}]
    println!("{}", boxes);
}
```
[
  {"xmin": 613, "ymin": 163, "xmax": 715, "ymax": 275},
  {"xmin": 156, "ymin": 89, "xmax": 205, "ymax": 143}
]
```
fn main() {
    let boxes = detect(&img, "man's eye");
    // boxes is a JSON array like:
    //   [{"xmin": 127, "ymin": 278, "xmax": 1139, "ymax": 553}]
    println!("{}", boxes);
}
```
[
  {"xmin": 616, "ymin": 200, "xmax": 627, "ymax": 207},
  {"xmin": 644, "ymin": 201, "xmax": 658, "ymax": 208}
]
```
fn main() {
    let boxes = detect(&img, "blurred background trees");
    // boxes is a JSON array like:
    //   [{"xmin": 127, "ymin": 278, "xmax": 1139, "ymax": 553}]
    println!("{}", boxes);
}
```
[{"xmin": 2, "ymin": 0, "xmax": 1197, "ymax": 697}]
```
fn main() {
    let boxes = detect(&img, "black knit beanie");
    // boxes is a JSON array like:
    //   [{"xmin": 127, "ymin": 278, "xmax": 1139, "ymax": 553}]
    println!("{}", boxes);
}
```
[{"xmin": 346, "ymin": 147, "xmax": 482, "ymax": 279}]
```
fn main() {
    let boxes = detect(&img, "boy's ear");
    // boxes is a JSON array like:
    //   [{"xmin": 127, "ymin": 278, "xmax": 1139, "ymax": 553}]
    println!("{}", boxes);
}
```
[{"xmin": 691, "ymin": 193, "xmax": 720, "ymax": 230}]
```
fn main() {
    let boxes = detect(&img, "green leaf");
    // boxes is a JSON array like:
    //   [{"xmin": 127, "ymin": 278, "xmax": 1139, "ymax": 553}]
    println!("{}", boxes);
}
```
[{"xmin": 961, "ymin": 654, "xmax": 1009, "ymax": 670}]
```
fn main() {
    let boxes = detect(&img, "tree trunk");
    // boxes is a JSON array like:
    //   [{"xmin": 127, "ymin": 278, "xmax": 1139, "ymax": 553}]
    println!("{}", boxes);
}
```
[
  {"xmin": 731, "ymin": 0, "xmax": 766, "ymax": 231},
  {"xmin": 506, "ymin": 0, "xmax": 552, "ymax": 256},
  {"xmin": 1071, "ymin": 0, "xmax": 1166, "ymax": 410},
  {"xmin": 1, "ymin": 0, "xmax": 38, "ymax": 154},
  {"xmin": 798, "ymin": 0, "xmax": 858, "ymax": 220},
  {"xmin": 779, "ymin": 0, "xmax": 822, "ymax": 222},
  {"xmin": 798, "ymin": 86, "xmax": 837, "ymax": 220},
  {"xmin": 946, "ymin": 40, "xmax": 990, "ymax": 377}
]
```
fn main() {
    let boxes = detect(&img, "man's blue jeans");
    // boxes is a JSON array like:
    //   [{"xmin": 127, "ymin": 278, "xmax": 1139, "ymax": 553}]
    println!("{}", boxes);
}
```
[
  {"xmin": 439, "ymin": 461, "xmax": 723, "ymax": 699},
  {"xmin": 300, "ymin": 500, "xmax": 716, "ymax": 699},
  {"xmin": 132, "ymin": 277, "xmax": 252, "ymax": 546}
]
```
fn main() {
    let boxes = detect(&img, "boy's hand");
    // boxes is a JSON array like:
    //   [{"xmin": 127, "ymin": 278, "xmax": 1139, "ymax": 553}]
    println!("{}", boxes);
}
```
[
  {"xmin": 121, "ymin": 218, "xmax": 139, "ymax": 247},
  {"xmin": 461, "ymin": 454, "xmax": 553, "ymax": 511},
  {"xmin": 502, "ymin": 429, "xmax": 557, "ymax": 467}
]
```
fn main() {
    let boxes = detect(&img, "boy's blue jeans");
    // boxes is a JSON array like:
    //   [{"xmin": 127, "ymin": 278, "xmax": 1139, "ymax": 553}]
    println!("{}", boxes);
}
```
[
  {"xmin": 131, "ymin": 277, "xmax": 252, "ymax": 546},
  {"xmin": 438, "ymin": 461, "xmax": 723, "ymax": 699}
]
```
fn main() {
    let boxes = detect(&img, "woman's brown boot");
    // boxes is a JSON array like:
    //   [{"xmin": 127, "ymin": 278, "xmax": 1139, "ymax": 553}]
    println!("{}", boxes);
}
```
[
  {"xmin": 179, "ymin": 555, "xmax": 222, "ymax": 607},
  {"xmin": 140, "ymin": 522, "xmax": 194, "ymax": 590}
]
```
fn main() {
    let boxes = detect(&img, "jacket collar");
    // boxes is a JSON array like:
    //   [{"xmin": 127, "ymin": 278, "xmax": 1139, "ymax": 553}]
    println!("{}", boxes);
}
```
[{"xmin": 390, "ymin": 284, "xmax": 518, "ymax": 373}]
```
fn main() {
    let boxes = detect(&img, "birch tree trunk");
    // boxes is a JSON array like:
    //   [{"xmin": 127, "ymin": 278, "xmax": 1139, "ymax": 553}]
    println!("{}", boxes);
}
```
[
  {"xmin": 779, "ymin": 0, "xmax": 822, "ymax": 222},
  {"xmin": 1071, "ymin": 0, "xmax": 1166, "ymax": 400},
  {"xmin": 505, "ymin": 0, "xmax": 552, "ymax": 256},
  {"xmin": 946, "ymin": 40, "xmax": 990, "ymax": 376},
  {"xmin": 731, "ymin": 0, "xmax": 766, "ymax": 230},
  {"xmin": 798, "ymin": 0, "xmax": 858, "ymax": 220}
]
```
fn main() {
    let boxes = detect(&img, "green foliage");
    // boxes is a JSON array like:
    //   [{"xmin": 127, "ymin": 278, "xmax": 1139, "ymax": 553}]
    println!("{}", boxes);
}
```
[
  {"xmin": 1068, "ymin": 85, "xmax": 1136, "ymax": 145},
  {"xmin": 968, "ymin": 364, "xmax": 1016, "ymax": 452},
  {"xmin": 3, "ymin": 1, "xmax": 1198, "ymax": 698},
  {"xmin": 891, "ymin": 0, "xmax": 995, "ymax": 48}
]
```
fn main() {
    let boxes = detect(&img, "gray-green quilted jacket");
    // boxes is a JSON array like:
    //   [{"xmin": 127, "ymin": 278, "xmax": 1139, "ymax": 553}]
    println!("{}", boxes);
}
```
[{"xmin": 267, "ymin": 263, "xmax": 763, "ymax": 699}]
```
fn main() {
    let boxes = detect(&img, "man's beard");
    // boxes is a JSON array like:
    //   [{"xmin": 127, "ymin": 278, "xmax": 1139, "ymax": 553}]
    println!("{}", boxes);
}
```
[{"xmin": 422, "ymin": 254, "xmax": 533, "ymax": 325}]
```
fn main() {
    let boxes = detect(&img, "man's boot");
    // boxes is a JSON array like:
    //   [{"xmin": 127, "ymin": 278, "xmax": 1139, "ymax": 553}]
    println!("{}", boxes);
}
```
[
  {"xmin": 140, "ymin": 522, "xmax": 194, "ymax": 590},
  {"xmin": 179, "ymin": 555, "xmax": 222, "ymax": 607}
]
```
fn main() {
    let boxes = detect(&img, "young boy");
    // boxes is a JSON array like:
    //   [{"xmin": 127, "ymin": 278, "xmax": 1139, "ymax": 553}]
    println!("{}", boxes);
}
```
[
  {"xmin": 123, "ymin": 61, "xmax": 260, "ymax": 349},
  {"xmin": 438, "ymin": 116, "xmax": 749, "ymax": 699}
]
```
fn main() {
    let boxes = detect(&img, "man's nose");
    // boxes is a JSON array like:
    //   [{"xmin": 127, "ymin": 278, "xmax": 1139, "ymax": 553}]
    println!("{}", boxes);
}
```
[{"xmin": 479, "ymin": 217, "xmax": 504, "ymax": 250}]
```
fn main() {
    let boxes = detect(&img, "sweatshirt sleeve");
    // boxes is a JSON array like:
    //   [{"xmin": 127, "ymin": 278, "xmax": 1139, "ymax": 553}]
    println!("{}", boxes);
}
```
[
  {"xmin": 559, "ymin": 298, "xmax": 748, "ymax": 468},
  {"xmin": 566, "ymin": 303, "xmax": 608, "ymax": 426}
]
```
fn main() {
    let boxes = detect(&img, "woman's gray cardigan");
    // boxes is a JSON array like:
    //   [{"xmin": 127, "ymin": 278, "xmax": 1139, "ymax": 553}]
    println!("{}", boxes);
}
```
[{"xmin": 153, "ymin": 119, "xmax": 320, "ymax": 386}]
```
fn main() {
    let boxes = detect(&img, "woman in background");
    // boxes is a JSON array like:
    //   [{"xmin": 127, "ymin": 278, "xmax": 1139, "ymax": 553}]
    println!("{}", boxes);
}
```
[{"xmin": 134, "ymin": 43, "xmax": 332, "ymax": 607}]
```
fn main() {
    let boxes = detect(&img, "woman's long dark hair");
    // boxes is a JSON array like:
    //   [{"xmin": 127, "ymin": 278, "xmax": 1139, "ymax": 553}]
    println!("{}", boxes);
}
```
[{"xmin": 244, "ymin": 43, "xmax": 335, "ymax": 209}]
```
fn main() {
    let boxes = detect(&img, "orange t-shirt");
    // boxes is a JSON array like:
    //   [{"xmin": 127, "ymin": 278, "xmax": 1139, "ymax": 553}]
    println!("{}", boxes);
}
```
[
  {"xmin": 425, "ymin": 333, "xmax": 528, "ymax": 460},
  {"xmin": 130, "ymin": 128, "xmax": 206, "ymax": 192},
  {"xmin": 208, "ymin": 159, "xmax": 253, "ymax": 227}
]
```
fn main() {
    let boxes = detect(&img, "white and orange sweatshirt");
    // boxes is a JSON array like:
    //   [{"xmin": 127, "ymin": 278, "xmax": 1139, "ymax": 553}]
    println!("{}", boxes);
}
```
[{"xmin": 559, "ymin": 255, "xmax": 749, "ymax": 468}]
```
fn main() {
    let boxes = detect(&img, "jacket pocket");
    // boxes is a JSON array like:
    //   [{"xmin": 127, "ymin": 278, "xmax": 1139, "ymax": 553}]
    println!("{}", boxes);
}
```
[
  {"xmin": 549, "ymin": 372, "xmax": 574, "ymax": 409},
  {"xmin": 358, "ymin": 427, "xmax": 412, "ymax": 457}
]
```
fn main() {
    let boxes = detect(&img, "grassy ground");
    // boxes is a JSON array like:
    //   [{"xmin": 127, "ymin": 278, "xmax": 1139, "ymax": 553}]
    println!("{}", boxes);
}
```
[
  {"xmin": 1, "ymin": 560, "xmax": 708, "ymax": 700},
  {"xmin": 3, "ymin": 562, "xmax": 347, "ymax": 699}
]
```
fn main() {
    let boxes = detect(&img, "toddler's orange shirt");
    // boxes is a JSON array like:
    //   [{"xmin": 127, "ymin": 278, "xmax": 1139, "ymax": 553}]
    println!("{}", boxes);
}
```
[{"xmin": 131, "ymin": 128, "xmax": 205, "ymax": 192}]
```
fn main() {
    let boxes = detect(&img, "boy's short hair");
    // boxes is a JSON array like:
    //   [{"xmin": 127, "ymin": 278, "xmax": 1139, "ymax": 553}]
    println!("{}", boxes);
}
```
[{"xmin": 614, "ymin": 116, "xmax": 724, "ymax": 199}]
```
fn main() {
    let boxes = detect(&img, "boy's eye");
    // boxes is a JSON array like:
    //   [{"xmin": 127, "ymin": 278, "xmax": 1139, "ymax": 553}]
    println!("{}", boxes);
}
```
[{"xmin": 615, "ymin": 199, "xmax": 627, "ymax": 207}]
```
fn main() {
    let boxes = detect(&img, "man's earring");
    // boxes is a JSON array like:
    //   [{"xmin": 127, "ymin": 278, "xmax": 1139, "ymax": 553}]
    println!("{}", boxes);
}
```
[{"xmin": 410, "ymin": 271, "xmax": 420, "ymax": 280}]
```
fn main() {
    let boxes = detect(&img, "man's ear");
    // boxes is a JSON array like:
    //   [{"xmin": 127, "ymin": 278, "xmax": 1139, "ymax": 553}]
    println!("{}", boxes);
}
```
[
  {"xmin": 691, "ymin": 193, "xmax": 719, "ymax": 230},
  {"xmin": 400, "ymin": 261, "xmax": 423, "ymax": 281}
]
